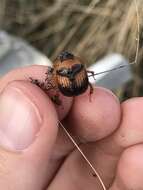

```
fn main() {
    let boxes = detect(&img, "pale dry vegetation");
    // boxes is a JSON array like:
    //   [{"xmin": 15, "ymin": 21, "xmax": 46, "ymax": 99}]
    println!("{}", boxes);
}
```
[{"xmin": 0, "ymin": 0, "xmax": 143, "ymax": 98}]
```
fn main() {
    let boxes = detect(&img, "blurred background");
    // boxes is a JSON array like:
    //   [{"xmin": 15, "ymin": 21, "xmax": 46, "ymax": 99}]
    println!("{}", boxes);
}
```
[{"xmin": 0, "ymin": 0, "xmax": 143, "ymax": 100}]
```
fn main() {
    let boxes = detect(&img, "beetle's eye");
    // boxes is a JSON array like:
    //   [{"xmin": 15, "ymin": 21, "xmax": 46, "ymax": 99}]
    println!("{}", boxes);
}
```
[{"xmin": 57, "ymin": 68, "xmax": 69, "ymax": 76}]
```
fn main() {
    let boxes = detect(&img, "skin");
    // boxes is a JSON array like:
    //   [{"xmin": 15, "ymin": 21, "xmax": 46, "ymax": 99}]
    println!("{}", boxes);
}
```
[{"xmin": 0, "ymin": 65, "xmax": 143, "ymax": 190}]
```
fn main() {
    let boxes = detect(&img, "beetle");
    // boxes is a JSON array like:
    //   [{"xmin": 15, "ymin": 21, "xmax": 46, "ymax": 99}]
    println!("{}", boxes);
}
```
[
  {"xmin": 51, "ymin": 51, "xmax": 94, "ymax": 96},
  {"xmin": 30, "ymin": 51, "xmax": 95, "ymax": 104},
  {"xmin": 30, "ymin": 50, "xmax": 127, "ymax": 105}
]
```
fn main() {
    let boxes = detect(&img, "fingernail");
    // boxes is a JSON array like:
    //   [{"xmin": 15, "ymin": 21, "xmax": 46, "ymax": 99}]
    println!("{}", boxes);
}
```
[{"xmin": 0, "ymin": 84, "xmax": 42, "ymax": 151}]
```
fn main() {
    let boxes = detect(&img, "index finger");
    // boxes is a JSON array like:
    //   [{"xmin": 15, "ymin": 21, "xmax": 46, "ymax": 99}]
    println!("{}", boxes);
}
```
[{"xmin": 65, "ymin": 87, "xmax": 121, "ymax": 142}]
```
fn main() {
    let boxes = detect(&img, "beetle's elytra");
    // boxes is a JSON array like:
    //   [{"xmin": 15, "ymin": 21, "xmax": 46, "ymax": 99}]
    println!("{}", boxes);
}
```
[
  {"xmin": 53, "ymin": 51, "xmax": 90, "ymax": 97},
  {"xmin": 30, "ymin": 51, "xmax": 94, "ymax": 104}
]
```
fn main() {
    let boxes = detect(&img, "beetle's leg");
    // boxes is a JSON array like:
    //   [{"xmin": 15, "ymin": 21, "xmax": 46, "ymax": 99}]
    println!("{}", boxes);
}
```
[
  {"xmin": 45, "ymin": 66, "xmax": 54, "ymax": 74},
  {"xmin": 88, "ymin": 82, "xmax": 93, "ymax": 102},
  {"xmin": 87, "ymin": 70, "xmax": 96, "ymax": 81},
  {"xmin": 29, "ymin": 77, "xmax": 46, "ymax": 90},
  {"xmin": 45, "ymin": 66, "xmax": 54, "ymax": 82},
  {"xmin": 48, "ymin": 84, "xmax": 62, "ymax": 105},
  {"xmin": 30, "ymin": 76, "xmax": 62, "ymax": 105},
  {"xmin": 45, "ymin": 81, "xmax": 62, "ymax": 106},
  {"xmin": 45, "ymin": 81, "xmax": 56, "ymax": 90},
  {"xmin": 29, "ymin": 77, "xmax": 55, "ymax": 93},
  {"xmin": 51, "ymin": 92, "xmax": 62, "ymax": 106}
]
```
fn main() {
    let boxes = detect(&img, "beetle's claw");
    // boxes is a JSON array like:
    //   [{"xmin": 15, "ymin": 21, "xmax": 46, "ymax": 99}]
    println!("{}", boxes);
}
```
[
  {"xmin": 30, "ymin": 77, "xmax": 46, "ymax": 90},
  {"xmin": 51, "ymin": 94, "xmax": 62, "ymax": 105},
  {"xmin": 88, "ymin": 82, "xmax": 93, "ymax": 102}
]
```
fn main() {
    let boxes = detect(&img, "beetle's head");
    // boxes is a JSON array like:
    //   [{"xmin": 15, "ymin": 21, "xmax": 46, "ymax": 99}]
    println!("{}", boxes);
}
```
[
  {"xmin": 55, "ymin": 51, "xmax": 84, "ymax": 81},
  {"xmin": 57, "ymin": 51, "xmax": 74, "ymax": 62},
  {"xmin": 56, "ymin": 63, "xmax": 84, "ymax": 81}
]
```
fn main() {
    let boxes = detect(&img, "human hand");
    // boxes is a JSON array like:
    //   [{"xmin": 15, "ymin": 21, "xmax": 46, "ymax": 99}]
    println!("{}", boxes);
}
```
[{"xmin": 0, "ymin": 65, "xmax": 142, "ymax": 190}]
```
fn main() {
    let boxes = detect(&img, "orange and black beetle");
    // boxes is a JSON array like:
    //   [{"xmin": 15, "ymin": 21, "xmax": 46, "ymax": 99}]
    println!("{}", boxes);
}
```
[
  {"xmin": 51, "ymin": 51, "xmax": 94, "ymax": 97},
  {"xmin": 30, "ymin": 51, "xmax": 95, "ymax": 104},
  {"xmin": 30, "ymin": 51, "xmax": 127, "ymax": 104}
]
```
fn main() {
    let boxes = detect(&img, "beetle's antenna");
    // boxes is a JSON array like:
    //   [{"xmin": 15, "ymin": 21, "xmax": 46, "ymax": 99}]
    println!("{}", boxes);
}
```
[
  {"xmin": 58, "ymin": 120, "xmax": 107, "ymax": 190},
  {"xmin": 88, "ymin": 64, "xmax": 131, "ymax": 77},
  {"xmin": 88, "ymin": 0, "xmax": 140, "ymax": 78}
]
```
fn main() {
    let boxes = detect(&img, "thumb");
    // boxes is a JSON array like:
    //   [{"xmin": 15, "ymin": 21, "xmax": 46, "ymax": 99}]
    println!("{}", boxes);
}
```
[{"xmin": 0, "ymin": 81, "xmax": 58, "ymax": 190}]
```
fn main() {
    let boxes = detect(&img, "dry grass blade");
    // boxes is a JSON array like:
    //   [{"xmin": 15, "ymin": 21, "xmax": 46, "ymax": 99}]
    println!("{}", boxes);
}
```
[
  {"xmin": 134, "ymin": 0, "xmax": 140, "ymax": 65},
  {"xmin": 20, "ymin": 0, "xmax": 69, "ymax": 36},
  {"xmin": 51, "ymin": 0, "xmax": 101, "ymax": 59},
  {"xmin": 58, "ymin": 121, "xmax": 107, "ymax": 190}
]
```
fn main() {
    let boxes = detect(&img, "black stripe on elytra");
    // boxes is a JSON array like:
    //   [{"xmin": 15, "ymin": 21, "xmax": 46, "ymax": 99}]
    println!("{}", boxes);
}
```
[{"xmin": 56, "ymin": 64, "xmax": 84, "ymax": 80}]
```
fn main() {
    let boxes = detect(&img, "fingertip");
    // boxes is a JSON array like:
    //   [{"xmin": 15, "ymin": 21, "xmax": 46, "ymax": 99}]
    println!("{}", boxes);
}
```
[
  {"xmin": 66, "ymin": 87, "xmax": 121, "ymax": 141},
  {"xmin": 114, "ymin": 97, "xmax": 143, "ymax": 148},
  {"xmin": 111, "ymin": 144, "xmax": 143, "ymax": 190}
]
